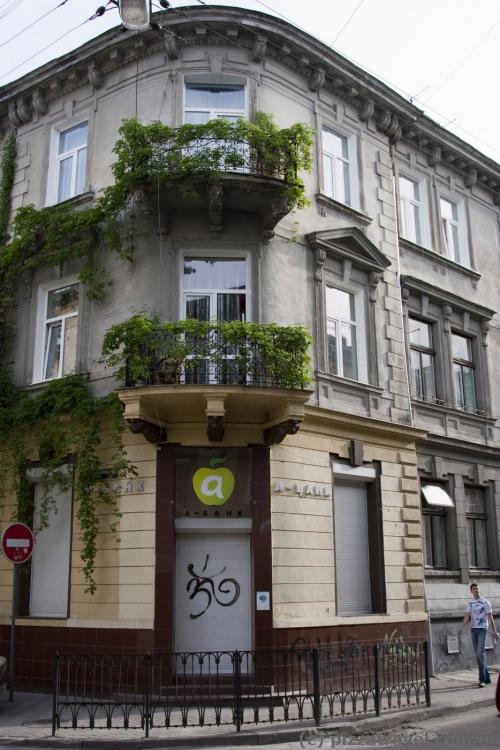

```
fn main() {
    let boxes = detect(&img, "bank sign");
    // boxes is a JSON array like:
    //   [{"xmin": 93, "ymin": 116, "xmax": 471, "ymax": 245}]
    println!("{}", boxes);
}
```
[{"xmin": 175, "ymin": 448, "xmax": 252, "ymax": 518}]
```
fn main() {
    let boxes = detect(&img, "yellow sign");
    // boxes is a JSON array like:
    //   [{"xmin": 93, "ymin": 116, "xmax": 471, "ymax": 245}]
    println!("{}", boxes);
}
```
[{"xmin": 192, "ymin": 456, "xmax": 235, "ymax": 506}]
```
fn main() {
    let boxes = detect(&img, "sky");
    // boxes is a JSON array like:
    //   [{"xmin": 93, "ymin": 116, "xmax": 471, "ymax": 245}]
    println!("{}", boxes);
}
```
[{"xmin": 0, "ymin": 0, "xmax": 499, "ymax": 163}]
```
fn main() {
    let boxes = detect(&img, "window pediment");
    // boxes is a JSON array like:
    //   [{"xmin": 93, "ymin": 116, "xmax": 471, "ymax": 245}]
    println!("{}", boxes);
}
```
[
  {"xmin": 402, "ymin": 275, "xmax": 494, "ymax": 321},
  {"xmin": 306, "ymin": 227, "xmax": 391, "ymax": 273}
]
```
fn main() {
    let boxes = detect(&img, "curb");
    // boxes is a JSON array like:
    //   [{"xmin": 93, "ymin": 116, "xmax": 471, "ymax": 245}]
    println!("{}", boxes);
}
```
[{"xmin": 0, "ymin": 696, "xmax": 497, "ymax": 750}]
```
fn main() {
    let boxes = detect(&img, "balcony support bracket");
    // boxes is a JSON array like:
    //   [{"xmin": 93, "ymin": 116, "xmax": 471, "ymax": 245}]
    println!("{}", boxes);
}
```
[
  {"xmin": 126, "ymin": 418, "xmax": 167, "ymax": 444},
  {"xmin": 205, "ymin": 392, "xmax": 227, "ymax": 442}
]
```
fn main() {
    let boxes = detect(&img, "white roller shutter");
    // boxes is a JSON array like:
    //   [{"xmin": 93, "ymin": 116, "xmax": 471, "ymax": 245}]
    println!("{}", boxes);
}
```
[
  {"xmin": 30, "ymin": 484, "xmax": 72, "ymax": 618},
  {"xmin": 175, "ymin": 533, "xmax": 251, "ymax": 664},
  {"xmin": 333, "ymin": 481, "xmax": 371, "ymax": 616}
]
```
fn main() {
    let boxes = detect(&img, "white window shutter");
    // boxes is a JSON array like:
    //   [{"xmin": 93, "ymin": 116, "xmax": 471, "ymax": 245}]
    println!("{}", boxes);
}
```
[
  {"xmin": 333, "ymin": 481, "xmax": 371, "ymax": 615},
  {"xmin": 30, "ymin": 484, "xmax": 72, "ymax": 618}
]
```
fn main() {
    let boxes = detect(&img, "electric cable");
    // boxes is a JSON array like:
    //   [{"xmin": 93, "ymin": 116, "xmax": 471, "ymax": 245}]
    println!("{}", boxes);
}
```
[
  {"xmin": 0, "ymin": 4, "xmax": 117, "ymax": 84},
  {"xmin": 331, "ymin": 0, "xmax": 365, "ymax": 45},
  {"xmin": 423, "ymin": 15, "xmax": 500, "ymax": 105},
  {"xmin": 0, "ymin": 0, "xmax": 25, "ymax": 21},
  {"xmin": 0, "ymin": 0, "xmax": 71, "ymax": 51}
]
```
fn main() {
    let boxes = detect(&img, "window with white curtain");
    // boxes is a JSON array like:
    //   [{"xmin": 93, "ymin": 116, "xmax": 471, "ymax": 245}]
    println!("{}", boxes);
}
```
[
  {"xmin": 440, "ymin": 196, "xmax": 470, "ymax": 266},
  {"xmin": 33, "ymin": 282, "xmax": 79, "ymax": 383},
  {"xmin": 321, "ymin": 127, "xmax": 359, "ymax": 208},
  {"xmin": 184, "ymin": 82, "xmax": 245, "ymax": 124},
  {"xmin": 47, "ymin": 121, "xmax": 88, "ymax": 205},
  {"xmin": 325, "ymin": 284, "xmax": 367, "ymax": 382}
]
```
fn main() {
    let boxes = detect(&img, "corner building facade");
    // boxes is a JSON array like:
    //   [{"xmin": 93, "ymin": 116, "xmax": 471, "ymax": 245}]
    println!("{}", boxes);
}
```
[{"xmin": 0, "ymin": 6, "xmax": 499, "ymax": 689}]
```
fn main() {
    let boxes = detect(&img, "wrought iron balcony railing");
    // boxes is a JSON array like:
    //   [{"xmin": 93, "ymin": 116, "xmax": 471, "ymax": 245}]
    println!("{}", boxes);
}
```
[{"xmin": 101, "ymin": 318, "xmax": 311, "ymax": 391}]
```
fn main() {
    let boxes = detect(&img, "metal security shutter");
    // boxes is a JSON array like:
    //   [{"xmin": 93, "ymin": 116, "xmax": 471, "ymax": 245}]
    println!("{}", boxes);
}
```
[
  {"xmin": 175, "ymin": 534, "xmax": 251, "ymax": 659},
  {"xmin": 333, "ymin": 481, "xmax": 371, "ymax": 616},
  {"xmin": 30, "ymin": 484, "xmax": 72, "ymax": 618}
]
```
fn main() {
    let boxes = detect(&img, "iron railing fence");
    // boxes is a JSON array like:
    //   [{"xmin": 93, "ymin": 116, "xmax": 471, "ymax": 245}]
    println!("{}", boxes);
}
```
[
  {"xmin": 52, "ymin": 642, "xmax": 430, "ymax": 736},
  {"xmin": 148, "ymin": 137, "xmax": 297, "ymax": 183},
  {"xmin": 124, "ymin": 328, "xmax": 308, "ymax": 389}
]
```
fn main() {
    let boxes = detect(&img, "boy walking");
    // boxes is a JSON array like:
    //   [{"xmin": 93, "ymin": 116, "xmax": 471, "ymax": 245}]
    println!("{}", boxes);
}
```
[{"xmin": 458, "ymin": 582, "xmax": 498, "ymax": 687}]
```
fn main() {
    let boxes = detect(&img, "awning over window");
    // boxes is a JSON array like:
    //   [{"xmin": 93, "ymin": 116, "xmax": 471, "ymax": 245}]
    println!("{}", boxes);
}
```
[{"xmin": 421, "ymin": 484, "xmax": 454, "ymax": 507}]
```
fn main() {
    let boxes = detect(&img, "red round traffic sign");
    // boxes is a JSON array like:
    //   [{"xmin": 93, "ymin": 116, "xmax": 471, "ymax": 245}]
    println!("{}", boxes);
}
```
[{"xmin": 1, "ymin": 522, "xmax": 34, "ymax": 564}]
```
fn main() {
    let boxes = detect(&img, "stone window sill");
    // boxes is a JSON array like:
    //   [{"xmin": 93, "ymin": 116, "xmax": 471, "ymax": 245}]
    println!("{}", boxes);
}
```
[
  {"xmin": 399, "ymin": 237, "xmax": 481, "ymax": 281},
  {"xmin": 316, "ymin": 193, "xmax": 372, "ymax": 225}
]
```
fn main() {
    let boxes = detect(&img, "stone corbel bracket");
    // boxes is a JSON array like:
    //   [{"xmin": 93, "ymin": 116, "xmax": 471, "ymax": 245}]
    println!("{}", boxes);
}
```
[{"xmin": 205, "ymin": 392, "xmax": 227, "ymax": 442}]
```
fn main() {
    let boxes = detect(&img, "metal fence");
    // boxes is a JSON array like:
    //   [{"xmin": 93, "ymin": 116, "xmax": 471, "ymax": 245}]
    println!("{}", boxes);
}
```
[{"xmin": 52, "ymin": 642, "xmax": 430, "ymax": 736}]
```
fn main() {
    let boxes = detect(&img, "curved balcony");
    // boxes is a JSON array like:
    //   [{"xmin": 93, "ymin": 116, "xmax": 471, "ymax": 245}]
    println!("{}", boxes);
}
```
[
  {"xmin": 115, "ymin": 116, "xmax": 312, "ymax": 239},
  {"xmin": 103, "ymin": 317, "xmax": 312, "ymax": 445}
]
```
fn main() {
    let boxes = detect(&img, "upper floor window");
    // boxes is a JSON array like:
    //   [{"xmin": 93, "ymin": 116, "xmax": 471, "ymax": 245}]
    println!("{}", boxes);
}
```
[
  {"xmin": 451, "ymin": 333, "xmax": 476, "ymax": 412},
  {"xmin": 408, "ymin": 318, "xmax": 436, "ymax": 401},
  {"xmin": 33, "ymin": 282, "xmax": 79, "ymax": 383},
  {"xmin": 399, "ymin": 176, "xmax": 422, "ymax": 245},
  {"xmin": 52, "ymin": 122, "xmax": 88, "ymax": 204},
  {"xmin": 440, "ymin": 197, "xmax": 470, "ymax": 267},
  {"xmin": 421, "ymin": 484, "xmax": 454, "ymax": 569},
  {"xmin": 183, "ymin": 257, "xmax": 247, "ymax": 322},
  {"xmin": 465, "ymin": 487, "xmax": 488, "ymax": 569},
  {"xmin": 322, "ymin": 128, "xmax": 353, "ymax": 207},
  {"xmin": 184, "ymin": 82, "xmax": 245, "ymax": 124},
  {"xmin": 326, "ymin": 286, "xmax": 361, "ymax": 380}
]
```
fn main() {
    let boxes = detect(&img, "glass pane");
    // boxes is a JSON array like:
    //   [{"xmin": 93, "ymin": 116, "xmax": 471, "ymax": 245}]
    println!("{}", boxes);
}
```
[
  {"xmin": 184, "ymin": 111, "xmax": 210, "ymax": 125},
  {"xmin": 326, "ymin": 287, "xmax": 355, "ymax": 322},
  {"xmin": 57, "ymin": 156, "xmax": 73, "ymax": 202},
  {"xmin": 327, "ymin": 320, "xmax": 337, "ymax": 374},
  {"xmin": 467, "ymin": 518, "xmax": 475, "ymax": 567},
  {"xmin": 62, "ymin": 316, "xmax": 78, "ymax": 375},
  {"xmin": 433, "ymin": 514, "xmax": 447, "ymax": 567},
  {"xmin": 323, "ymin": 129, "xmax": 347, "ymax": 159},
  {"xmin": 476, "ymin": 520, "xmax": 488, "ymax": 568},
  {"xmin": 185, "ymin": 295, "xmax": 210, "ymax": 321},
  {"xmin": 410, "ymin": 349, "xmax": 423, "ymax": 398},
  {"xmin": 409, "ymin": 319, "xmax": 431, "ymax": 348},
  {"xmin": 59, "ymin": 122, "xmax": 88, "ymax": 154},
  {"xmin": 452, "ymin": 334, "xmax": 471, "ymax": 361},
  {"xmin": 440, "ymin": 197, "xmax": 456, "ymax": 221},
  {"xmin": 399, "ymin": 176, "xmax": 417, "ymax": 200},
  {"xmin": 341, "ymin": 322, "xmax": 358, "ymax": 379},
  {"xmin": 217, "ymin": 293, "xmax": 245, "ymax": 322},
  {"xmin": 465, "ymin": 489, "xmax": 485, "ymax": 514},
  {"xmin": 183, "ymin": 258, "xmax": 246, "ymax": 291},
  {"xmin": 421, "ymin": 353, "xmax": 436, "ymax": 399},
  {"xmin": 322, "ymin": 153, "xmax": 334, "ymax": 198},
  {"xmin": 185, "ymin": 83, "xmax": 245, "ymax": 110},
  {"xmin": 412, "ymin": 204, "xmax": 421, "ymax": 245},
  {"xmin": 75, "ymin": 147, "xmax": 87, "ymax": 195},
  {"xmin": 423, "ymin": 514, "xmax": 432, "ymax": 566},
  {"xmin": 341, "ymin": 160, "xmax": 351, "ymax": 206},
  {"xmin": 462, "ymin": 365, "xmax": 476, "ymax": 411},
  {"xmin": 47, "ymin": 284, "xmax": 79, "ymax": 318},
  {"xmin": 44, "ymin": 322, "xmax": 62, "ymax": 380},
  {"xmin": 451, "ymin": 224, "xmax": 460, "ymax": 261},
  {"xmin": 453, "ymin": 363, "xmax": 464, "ymax": 408}
]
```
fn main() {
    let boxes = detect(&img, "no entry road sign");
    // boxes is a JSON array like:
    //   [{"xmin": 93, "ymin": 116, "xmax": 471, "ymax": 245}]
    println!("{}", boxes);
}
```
[{"xmin": 1, "ymin": 522, "xmax": 33, "ymax": 564}]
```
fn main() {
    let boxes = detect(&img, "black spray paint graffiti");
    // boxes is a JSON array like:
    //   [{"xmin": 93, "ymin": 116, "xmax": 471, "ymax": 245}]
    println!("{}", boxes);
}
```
[{"xmin": 186, "ymin": 554, "xmax": 240, "ymax": 619}]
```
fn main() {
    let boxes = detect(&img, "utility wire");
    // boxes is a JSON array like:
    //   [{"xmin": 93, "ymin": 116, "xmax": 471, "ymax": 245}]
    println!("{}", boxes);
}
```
[
  {"xmin": 331, "ymin": 0, "xmax": 365, "ymax": 45},
  {"xmin": 162, "ymin": 1, "xmax": 500, "ymax": 158},
  {"xmin": 423, "ymin": 15, "xmax": 500, "ymax": 104},
  {"xmin": 0, "ymin": 16, "xmax": 95, "ymax": 83},
  {"xmin": 0, "ymin": 0, "xmax": 71, "ymax": 51}
]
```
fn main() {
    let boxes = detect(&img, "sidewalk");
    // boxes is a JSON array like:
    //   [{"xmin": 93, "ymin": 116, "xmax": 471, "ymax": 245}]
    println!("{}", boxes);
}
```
[{"xmin": 0, "ymin": 666, "xmax": 498, "ymax": 748}]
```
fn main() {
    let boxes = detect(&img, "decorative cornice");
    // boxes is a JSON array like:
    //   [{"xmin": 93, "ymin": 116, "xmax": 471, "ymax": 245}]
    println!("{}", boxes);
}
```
[
  {"xmin": 402, "ymin": 275, "xmax": 495, "ymax": 321},
  {"xmin": 0, "ymin": 6, "xmax": 497, "ymax": 200},
  {"xmin": 307, "ymin": 226, "xmax": 392, "ymax": 272}
]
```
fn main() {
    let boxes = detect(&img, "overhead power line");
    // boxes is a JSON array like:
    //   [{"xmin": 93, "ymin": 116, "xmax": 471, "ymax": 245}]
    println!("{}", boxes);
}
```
[
  {"xmin": 331, "ymin": 0, "xmax": 365, "ymax": 45},
  {"xmin": 0, "ymin": 0, "xmax": 71, "ymax": 52}
]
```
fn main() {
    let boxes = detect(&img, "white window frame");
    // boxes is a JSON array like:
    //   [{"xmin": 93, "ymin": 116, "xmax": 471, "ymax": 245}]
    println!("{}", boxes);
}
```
[
  {"xmin": 183, "ymin": 76, "xmax": 247, "ymax": 124},
  {"xmin": 398, "ymin": 173, "xmax": 432, "ymax": 249},
  {"xmin": 321, "ymin": 125, "xmax": 360, "ymax": 209},
  {"xmin": 46, "ymin": 117, "xmax": 89, "ymax": 206},
  {"xmin": 324, "ymin": 279, "xmax": 367, "ymax": 383},
  {"xmin": 32, "ymin": 277, "xmax": 79, "ymax": 384},
  {"xmin": 179, "ymin": 249, "xmax": 251, "ymax": 322},
  {"xmin": 439, "ymin": 195, "xmax": 470, "ymax": 267}
]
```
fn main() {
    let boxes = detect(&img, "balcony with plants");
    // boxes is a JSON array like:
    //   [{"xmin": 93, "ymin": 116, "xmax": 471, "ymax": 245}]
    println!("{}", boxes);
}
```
[{"xmin": 101, "ymin": 315, "xmax": 313, "ymax": 445}]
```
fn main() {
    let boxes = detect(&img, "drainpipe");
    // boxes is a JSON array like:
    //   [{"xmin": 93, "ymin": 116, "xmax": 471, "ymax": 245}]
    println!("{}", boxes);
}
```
[{"xmin": 388, "ymin": 144, "xmax": 433, "ymax": 673}]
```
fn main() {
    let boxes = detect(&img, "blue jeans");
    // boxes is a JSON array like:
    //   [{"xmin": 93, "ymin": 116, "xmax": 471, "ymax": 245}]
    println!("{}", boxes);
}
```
[{"xmin": 471, "ymin": 628, "xmax": 490, "ymax": 683}]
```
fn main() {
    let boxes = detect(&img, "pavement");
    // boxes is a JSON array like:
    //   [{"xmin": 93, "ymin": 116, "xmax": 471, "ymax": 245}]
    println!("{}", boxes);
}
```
[{"xmin": 0, "ymin": 666, "xmax": 498, "ymax": 748}]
